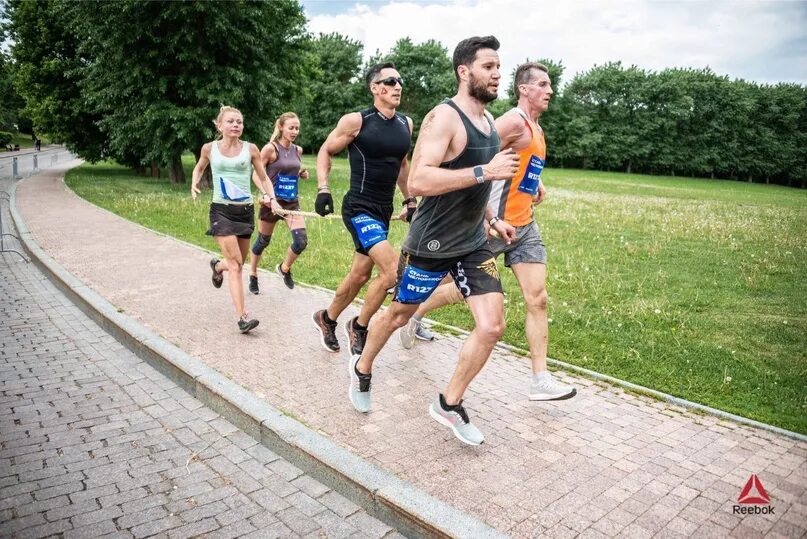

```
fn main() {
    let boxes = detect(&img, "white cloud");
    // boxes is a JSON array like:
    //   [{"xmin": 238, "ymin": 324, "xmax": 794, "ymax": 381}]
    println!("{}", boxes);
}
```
[{"xmin": 306, "ymin": 0, "xmax": 807, "ymax": 88}]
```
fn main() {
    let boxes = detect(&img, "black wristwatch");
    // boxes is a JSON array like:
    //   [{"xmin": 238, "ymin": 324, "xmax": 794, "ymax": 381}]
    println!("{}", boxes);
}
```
[
  {"xmin": 473, "ymin": 166, "xmax": 485, "ymax": 184},
  {"xmin": 488, "ymin": 216, "xmax": 500, "ymax": 227},
  {"xmin": 402, "ymin": 197, "xmax": 417, "ymax": 206}
]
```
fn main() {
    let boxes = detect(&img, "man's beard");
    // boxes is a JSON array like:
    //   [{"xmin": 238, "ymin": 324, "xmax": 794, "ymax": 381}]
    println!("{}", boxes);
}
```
[{"xmin": 468, "ymin": 73, "xmax": 497, "ymax": 103}]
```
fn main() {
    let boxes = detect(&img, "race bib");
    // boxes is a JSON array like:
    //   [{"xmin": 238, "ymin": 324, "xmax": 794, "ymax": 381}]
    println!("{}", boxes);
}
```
[
  {"xmin": 350, "ymin": 214, "xmax": 388, "ymax": 250},
  {"xmin": 517, "ymin": 155, "xmax": 545, "ymax": 195},
  {"xmin": 274, "ymin": 174, "xmax": 298, "ymax": 201},
  {"xmin": 395, "ymin": 264, "xmax": 448, "ymax": 304},
  {"xmin": 219, "ymin": 177, "xmax": 251, "ymax": 202}
]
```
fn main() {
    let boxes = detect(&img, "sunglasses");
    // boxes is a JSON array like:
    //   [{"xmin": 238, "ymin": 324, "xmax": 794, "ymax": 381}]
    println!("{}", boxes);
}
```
[{"xmin": 373, "ymin": 77, "xmax": 404, "ymax": 87}]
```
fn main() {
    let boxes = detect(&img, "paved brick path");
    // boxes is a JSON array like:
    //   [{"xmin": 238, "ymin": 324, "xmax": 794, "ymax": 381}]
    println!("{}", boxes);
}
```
[
  {"xmin": 0, "ymin": 181, "xmax": 399, "ymax": 538},
  {"xmin": 12, "ymin": 167, "xmax": 807, "ymax": 537}
]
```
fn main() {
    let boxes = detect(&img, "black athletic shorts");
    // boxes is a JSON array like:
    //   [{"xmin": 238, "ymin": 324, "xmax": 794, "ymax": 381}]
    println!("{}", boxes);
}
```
[
  {"xmin": 392, "ymin": 246, "xmax": 502, "ymax": 304},
  {"xmin": 207, "ymin": 203, "xmax": 254, "ymax": 239},
  {"xmin": 341, "ymin": 194, "xmax": 393, "ymax": 256},
  {"xmin": 259, "ymin": 199, "xmax": 300, "ymax": 224}
]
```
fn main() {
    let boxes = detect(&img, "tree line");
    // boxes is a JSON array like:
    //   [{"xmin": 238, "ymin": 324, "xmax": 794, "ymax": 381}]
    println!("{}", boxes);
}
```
[{"xmin": 2, "ymin": 0, "xmax": 804, "ymax": 187}]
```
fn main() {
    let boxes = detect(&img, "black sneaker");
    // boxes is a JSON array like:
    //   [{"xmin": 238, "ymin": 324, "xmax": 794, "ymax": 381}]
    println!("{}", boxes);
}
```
[
  {"xmin": 344, "ymin": 317, "xmax": 368, "ymax": 356},
  {"xmin": 312, "ymin": 310, "xmax": 339, "ymax": 352},
  {"xmin": 210, "ymin": 258, "xmax": 223, "ymax": 288},
  {"xmin": 276, "ymin": 263, "xmax": 294, "ymax": 289},
  {"xmin": 248, "ymin": 275, "xmax": 259, "ymax": 295},
  {"xmin": 238, "ymin": 316, "xmax": 259, "ymax": 334}
]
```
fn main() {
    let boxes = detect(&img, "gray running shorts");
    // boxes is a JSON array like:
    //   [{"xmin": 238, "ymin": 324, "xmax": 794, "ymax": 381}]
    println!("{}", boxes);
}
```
[{"xmin": 488, "ymin": 221, "xmax": 546, "ymax": 267}]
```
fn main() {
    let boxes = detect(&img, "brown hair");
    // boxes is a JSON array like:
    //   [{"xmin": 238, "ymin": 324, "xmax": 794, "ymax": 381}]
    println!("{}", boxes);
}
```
[
  {"xmin": 514, "ymin": 62, "xmax": 548, "ymax": 98},
  {"xmin": 452, "ymin": 36, "xmax": 500, "ymax": 82}
]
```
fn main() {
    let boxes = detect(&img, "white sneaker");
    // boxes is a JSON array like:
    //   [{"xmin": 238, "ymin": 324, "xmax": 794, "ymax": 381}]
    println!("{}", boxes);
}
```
[
  {"xmin": 399, "ymin": 318, "xmax": 418, "ymax": 349},
  {"xmin": 529, "ymin": 372, "xmax": 577, "ymax": 401},
  {"xmin": 429, "ymin": 394, "xmax": 485, "ymax": 446},
  {"xmin": 348, "ymin": 354, "xmax": 372, "ymax": 413},
  {"xmin": 399, "ymin": 319, "xmax": 434, "ymax": 350}
]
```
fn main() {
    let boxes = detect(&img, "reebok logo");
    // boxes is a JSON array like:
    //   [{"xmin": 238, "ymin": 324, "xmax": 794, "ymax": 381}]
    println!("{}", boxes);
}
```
[{"xmin": 733, "ymin": 474, "xmax": 774, "ymax": 515}]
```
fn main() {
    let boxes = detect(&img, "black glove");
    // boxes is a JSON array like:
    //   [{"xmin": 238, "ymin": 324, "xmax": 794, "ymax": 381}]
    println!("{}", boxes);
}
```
[
  {"xmin": 405, "ymin": 205, "xmax": 416, "ymax": 223},
  {"xmin": 315, "ymin": 192, "xmax": 334, "ymax": 216}
]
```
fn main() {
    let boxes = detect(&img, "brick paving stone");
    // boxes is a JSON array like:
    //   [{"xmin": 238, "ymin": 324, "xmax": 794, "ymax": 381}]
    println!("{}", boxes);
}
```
[
  {"xmin": 9, "ymin": 167, "xmax": 807, "ymax": 537},
  {"xmin": 0, "ymin": 192, "xmax": 397, "ymax": 539}
]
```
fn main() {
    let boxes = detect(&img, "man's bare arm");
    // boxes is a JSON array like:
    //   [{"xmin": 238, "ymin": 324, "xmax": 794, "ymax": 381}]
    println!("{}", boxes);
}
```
[
  {"xmin": 316, "ymin": 112, "xmax": 361, "ymax": 190},
  {"xmin": 408, "ymin": 105, "xmax": 519, "ymax": 197}
]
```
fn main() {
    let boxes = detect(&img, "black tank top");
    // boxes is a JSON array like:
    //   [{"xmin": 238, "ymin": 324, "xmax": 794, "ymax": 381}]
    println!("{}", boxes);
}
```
[
  {"xmin": 403, "ymin": 99, "xmax": 500, "ymax": 258},
  {"xmin": 347, "ymin": 106, "xmax": 411, "ymax": 204}
]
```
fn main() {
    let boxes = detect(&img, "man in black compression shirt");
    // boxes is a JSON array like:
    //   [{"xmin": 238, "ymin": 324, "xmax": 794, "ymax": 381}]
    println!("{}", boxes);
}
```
[{"xmin": 313, "ymin": 62, "xmax": 415, "ymax": 357}]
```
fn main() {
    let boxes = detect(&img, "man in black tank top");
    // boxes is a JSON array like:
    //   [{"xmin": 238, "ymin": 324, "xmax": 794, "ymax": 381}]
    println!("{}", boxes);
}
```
[
  {"xmin": 346, "ymin": 36, "xmax": 521, "ymax": 446},
  {"xmin": 312, "ymin": 62, "xmax": 414, "ymax": 359}
]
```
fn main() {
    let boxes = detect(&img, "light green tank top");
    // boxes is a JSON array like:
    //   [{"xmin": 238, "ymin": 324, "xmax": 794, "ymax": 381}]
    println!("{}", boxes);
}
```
[{"xmin": 210, "ymin": 141, "xmax": 253, "ymax": 205}]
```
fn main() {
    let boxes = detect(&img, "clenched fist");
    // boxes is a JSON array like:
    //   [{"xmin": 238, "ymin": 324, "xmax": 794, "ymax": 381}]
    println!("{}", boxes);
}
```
[{"xmin": 483, "ymin": 148, "xmax": 520, "ymax": 181}]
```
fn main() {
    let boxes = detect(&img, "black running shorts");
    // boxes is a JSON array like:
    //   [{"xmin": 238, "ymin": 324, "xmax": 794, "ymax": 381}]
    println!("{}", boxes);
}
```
[
  {"xmin": 207, "ymin": 203, "xmax": 254, "ymax": 239},
  {"xmin": 341, "ymin": 195, "xmax": 393, "ymax": 256},
  {"xmin": 392, "ymin": 246, "xmax": 502, "ymax": 304}
]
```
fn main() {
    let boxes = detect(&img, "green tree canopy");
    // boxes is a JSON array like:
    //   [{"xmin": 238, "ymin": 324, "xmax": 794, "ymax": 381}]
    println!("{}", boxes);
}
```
[
  {"xmin": 295, "ymin": 32, "xmax": 365, "ymax": 152},
  {"xmin": 67, "ymin": 0, "xmax": 307, "ymax": 182},
  {"xmin": 4, "ymin": 0, "xmax": 107, "ymax": 159}
]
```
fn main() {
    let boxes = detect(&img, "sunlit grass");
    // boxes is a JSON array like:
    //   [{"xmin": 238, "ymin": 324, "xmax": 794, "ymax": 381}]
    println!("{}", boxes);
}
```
[{"xmin": 66, "ymin": 158, "xmax": 807, "ymax": 434}]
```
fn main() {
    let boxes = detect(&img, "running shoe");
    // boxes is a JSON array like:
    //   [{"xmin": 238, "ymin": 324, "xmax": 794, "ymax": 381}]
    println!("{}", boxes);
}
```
[
  {"xmin": 529, "ymin": 372, "xmax": 577, "ymax": 401},
  {"xmin": 348, "ymin": 354, "xmax": 372, "ymax": 413},
  {"xmin": 429, "ymin": 394, "xmax": 485, "ymax": 446},
  {"xmin": 276, "ymin": 263, "xmax": 294, "ymax": 289},
  {"xmin": 312, "ymin": 310, "xmax": 340, "ymax": 352},
  {"xmin": 344, "ymin": 316, "xmax": 368, "ymax": 356},
  {"xmin": 399, "ymin": 319, "xmax": 434, "ymax": 350},
  {"xmin": 415, "ymin": 322, "xmax": 434, "ymax": 341},
  {"xmin": 248, "ymin": 275, "xmax": 259, "ymax": 295},
  {"xmin": 238, "ymin": 315, "xmax": 259, "ymax": 334},
  {"xmin": 210, "ymin": 258, "xmax": 223, "ymax": 289}
]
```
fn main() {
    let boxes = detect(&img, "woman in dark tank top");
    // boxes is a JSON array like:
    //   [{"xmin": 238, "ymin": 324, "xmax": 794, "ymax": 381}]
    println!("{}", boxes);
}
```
[{"xmin": 247, "ymin": 112, "xmax": 311, "ymax": 294}]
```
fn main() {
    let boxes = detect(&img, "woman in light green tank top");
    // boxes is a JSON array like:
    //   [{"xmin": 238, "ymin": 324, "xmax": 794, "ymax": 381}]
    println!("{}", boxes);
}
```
[{"xmin": 191, "ymin": 106, "xmax": 282, "ymax": 334}]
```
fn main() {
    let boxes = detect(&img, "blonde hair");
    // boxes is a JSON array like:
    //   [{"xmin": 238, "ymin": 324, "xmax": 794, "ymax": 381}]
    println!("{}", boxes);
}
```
[
  {"xmin": 213, "ymin": 105, "xmax": 243, "ymax": 139},
  {"xmin": 270, "ymin": 112, "xmax": 299, "ymax": 143}
]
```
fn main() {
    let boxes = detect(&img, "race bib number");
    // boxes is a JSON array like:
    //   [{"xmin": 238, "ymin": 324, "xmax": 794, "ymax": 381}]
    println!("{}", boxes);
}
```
[
  {"xmin": 219, "ymin": 177, "xmax": 251, "ymax": 202},
  {"xmin": 350, "ymin": 214, "xmax": 388, "ymax": 250},
  {"xmin": 274, "ymin": 174, "xmax": 298, "ymax": 201},
  {"xmin": 517, "ymin": 155, "xmax": 544, "ymax": 195},
  {"xmin": 395, "ymin": 264, "xmax": 448, "ymax": 304}
]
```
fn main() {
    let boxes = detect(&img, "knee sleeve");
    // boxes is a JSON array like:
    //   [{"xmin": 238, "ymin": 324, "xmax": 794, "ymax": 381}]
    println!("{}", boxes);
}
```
[
  {"xmin": 251, "ymin": 233, "xmax": 272, "ymax": 256},
  {"xmin": 290, "ymin": 229, "xmax": 308, "ymax": 255}
]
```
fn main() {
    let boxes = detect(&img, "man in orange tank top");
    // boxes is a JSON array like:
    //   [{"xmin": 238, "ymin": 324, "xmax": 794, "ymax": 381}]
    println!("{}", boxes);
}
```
[{"xmin": 400, "ymin": 62, "xmax": 576, "ymax": 402}]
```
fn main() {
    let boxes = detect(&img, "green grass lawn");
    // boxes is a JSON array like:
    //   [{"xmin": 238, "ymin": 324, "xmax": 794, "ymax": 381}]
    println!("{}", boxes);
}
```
[{"xmin": 65, "ymin": 157, "xmax": 807, "ymax": 434}]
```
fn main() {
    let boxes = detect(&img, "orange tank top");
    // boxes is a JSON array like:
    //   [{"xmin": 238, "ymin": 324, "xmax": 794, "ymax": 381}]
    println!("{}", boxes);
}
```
[{"xmin": 488, "ymin": 108, "xmax": 546, "ymax": 227}]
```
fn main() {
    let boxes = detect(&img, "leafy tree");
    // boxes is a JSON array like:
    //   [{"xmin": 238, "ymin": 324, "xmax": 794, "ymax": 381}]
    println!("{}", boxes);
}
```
[
  {"xmin": 4, "ymin": 0, "xmax": 107, "ymax": 159},
  {"xmin": 64, "ymin": 0, "xmax": 307, "ymax": 182},
  {"xmin": 295, "ymin": 32, "xmax": 365, "ymax": 152},
  {"xmin": 562, "ymin": 62, "xmax": 650, "ymax": 172},
  {"xmin": 0, "ymin": 53, "xmax": 25, "ymax": 132}
]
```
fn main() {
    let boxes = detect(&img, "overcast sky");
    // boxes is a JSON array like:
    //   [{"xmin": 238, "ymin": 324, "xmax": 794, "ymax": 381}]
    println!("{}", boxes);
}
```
[{"xmin": 302, "ymin": 0, "xmax": 807, "ymax": 89}]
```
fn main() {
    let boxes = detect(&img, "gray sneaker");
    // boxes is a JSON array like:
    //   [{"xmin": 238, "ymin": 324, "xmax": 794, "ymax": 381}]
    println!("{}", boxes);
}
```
[
  {"xmin": 348, "ymin": 354, "xmax": 372, "ymax": 413},
  {"xmin": 400, "ymin": 319, "xmax": 434, "ymax": 350},
  {"xmin": 428, "ymin": 394, "xmax": 484, "ymax": 446},
  {"xmin": 415, "ymin": 323, "xmax": 434, "ymax": 341},
  {"xmin": 529, "ymin": 372, "xmax": 577, "ymax": 401}
]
